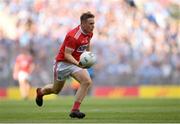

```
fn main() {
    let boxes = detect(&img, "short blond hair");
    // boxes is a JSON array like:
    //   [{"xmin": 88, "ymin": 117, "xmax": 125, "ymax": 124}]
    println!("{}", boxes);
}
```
[{"xmin": 80, "ymin": 11, "xmax": 95, "ymax": 23}]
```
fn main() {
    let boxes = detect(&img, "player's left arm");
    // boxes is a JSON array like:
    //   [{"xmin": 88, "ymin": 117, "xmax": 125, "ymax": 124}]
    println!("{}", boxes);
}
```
[
  {"xmin": 13, "ymin": 60, "xmax": 19, "ymax": 80},
  {"xmin": 86, "ymin": 33, "xmax": 93, "ymax": 51},
  {"xmin": 29, "ymin": 62, "xmax": 35, "ymax": 73},
  {"xmin": 86, "ymin": 34, "xmax": 93, "ymax": 51},
  {"xmin": 86, "ymin": 44, "xmax": 90, "ymax": 51},
  {"xmin": 64, "ymin": 47, "xmax": 79, "ymax": 66}
]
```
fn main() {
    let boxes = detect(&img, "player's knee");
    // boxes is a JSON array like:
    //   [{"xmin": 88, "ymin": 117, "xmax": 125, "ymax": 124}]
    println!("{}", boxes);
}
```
[{"xmin": 82, "ymin": 79, "xmax": 92, "ymax": 87}]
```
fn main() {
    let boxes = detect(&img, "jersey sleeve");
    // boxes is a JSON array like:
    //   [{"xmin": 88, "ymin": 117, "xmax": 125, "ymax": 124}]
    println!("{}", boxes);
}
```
[{"xmin": 65, "ymin": 36, "xmax": 77, "ymax": 50}]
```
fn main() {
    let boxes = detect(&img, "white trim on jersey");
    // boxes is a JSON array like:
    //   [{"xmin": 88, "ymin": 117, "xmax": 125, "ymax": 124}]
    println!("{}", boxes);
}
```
[
  {"xmin": 74, "ymin": 27, "xmax": 81, "ymax": 40},
  {"xmin": 80, "ymin": 26, "xmax": 87, "ymax": 35}
]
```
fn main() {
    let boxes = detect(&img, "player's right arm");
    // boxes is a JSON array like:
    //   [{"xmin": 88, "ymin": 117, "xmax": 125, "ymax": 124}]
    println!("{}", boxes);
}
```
[
  {"xmin": 64, "ymin": 48, "xmax": 86, "ymax": 68},
  {"xmin": 13, "ymin": 59, "xmax": 19, "ymax": 80},
  {"xmin": 64, "ymin": 47, "xmax": 79, "ymax": 66},
  {"xmin": 64, "ymin": 35, "xmax": 80, "ymax": 66},
  {"xmin": 64, "ymin": 35, "xmax": 86, "ymax": 68}
]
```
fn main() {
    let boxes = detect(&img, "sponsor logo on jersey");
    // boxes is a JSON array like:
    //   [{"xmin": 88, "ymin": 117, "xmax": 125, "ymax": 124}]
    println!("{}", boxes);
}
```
[{"xmin": 77, "ymin": 44, "xmax": 88, "ymax": 52}]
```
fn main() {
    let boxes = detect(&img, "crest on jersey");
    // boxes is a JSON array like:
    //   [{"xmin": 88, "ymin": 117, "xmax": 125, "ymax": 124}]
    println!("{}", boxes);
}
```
[{"xmin": 77, "ymin": 44, "xmax": 88, "ymax": 52}]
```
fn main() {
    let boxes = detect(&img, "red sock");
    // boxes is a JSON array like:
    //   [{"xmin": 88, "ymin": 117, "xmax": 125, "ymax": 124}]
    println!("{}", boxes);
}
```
[
  {"xmin": 39, "ymin": 89, "xmax": 43, "ymax": 96},
  {"xmin": 71, "ymin": 101, "xmax": 81, "ymax": 111},
  {"xmin": 37, "ymin": 88, "xmax": 43, "ymax": 97}
]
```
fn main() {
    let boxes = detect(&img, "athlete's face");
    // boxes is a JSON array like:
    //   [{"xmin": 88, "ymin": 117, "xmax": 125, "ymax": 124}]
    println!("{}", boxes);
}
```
[{"xmin": 82, "ymin": 18, "xmax": 95, "ymax": 34}]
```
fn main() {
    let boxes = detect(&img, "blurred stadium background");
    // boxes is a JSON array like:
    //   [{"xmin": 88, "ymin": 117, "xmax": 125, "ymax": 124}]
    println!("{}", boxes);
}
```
[{"xmin": 0, "ymin": 0, "xmax": 180, "ymax": 100}]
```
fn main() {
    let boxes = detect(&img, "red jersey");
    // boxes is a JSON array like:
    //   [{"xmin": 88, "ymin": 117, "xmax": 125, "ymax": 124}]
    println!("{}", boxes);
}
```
[
  {"xmin": 15, "ymin": 54, "xmax": 33, "ymax": 73},
  {"xmin": 56, "ymin": 25, "xmax": 93, "ymax": 62}
]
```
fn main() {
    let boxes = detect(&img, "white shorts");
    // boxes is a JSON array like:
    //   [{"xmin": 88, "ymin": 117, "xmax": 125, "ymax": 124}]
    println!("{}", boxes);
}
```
[
  {"xmin": 53, "ymin": 61, "xmax": 82, "ymax": 81},
  {"xmin": 18, "ymin": 71, "xmax": 30, "ymax": 82}
]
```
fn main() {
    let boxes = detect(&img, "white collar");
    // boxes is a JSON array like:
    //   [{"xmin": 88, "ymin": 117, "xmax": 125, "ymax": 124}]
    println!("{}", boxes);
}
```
[{"xmin": 80, "ymin": 26, "xmax": 87, "ymax": 35}]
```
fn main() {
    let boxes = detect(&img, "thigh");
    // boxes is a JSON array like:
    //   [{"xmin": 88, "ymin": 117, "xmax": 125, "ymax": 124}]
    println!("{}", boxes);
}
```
[
  {"xmin": 71, "ymin": 69, "xmax": 92, "ymax": 84},
  {"xmin": 54, "ymin": 61, "xmax": 82, "ymax": 81}
]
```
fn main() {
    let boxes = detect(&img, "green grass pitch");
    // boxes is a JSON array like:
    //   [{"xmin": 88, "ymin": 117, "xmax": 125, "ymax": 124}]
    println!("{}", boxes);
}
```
[{"xmin": 0, "ymin": 97, "xmax": 180, "ymax": 123}]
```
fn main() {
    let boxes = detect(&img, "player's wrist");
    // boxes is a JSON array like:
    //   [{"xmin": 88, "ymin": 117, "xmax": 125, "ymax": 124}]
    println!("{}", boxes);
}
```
[
  {"xmin": 78, "ymin": 62, "xmax": 83, "ymax": 68},
  {"xmin": 78, "ymin": 62, "xmax": 89, "ymax": 69},
  {"xmin": 78, "ymin": 61, "xmax": 82, "ymax": 66},
  {"xmin": 73, "ymin": 61, "xmax": 80, "ymax": 67}
]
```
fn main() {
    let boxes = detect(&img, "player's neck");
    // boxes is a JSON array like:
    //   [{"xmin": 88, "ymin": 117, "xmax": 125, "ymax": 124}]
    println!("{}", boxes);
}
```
[{"xmin": 80, "ymin": 26, "xmax": 87, "ymax": 35}]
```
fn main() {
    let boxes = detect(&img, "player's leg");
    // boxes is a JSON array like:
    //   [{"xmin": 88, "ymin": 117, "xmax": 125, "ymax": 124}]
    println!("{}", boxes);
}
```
[
  {"xmin": 36, "ymin": 80, "xmax": 65, "ymax": 107},
  {"xmin": 24, "ymin": 80, "xmax": 31, "ymax": 99},
  {"xmin": 72, "ymin": 69, "xmax": 92, "ymax": 103},
  {"xmin": 36, "ymin": 61, "xmax": 66, "ymax": 106},
  {"xmin": 18, "ymin": 72, "xmax": 31, "ymax": 100},
  {"xmin": 19, "ymin": 80, "xmax": 29, "ymax": 99},
  {"xmin": 39, "ymin": 80, "xmax": 65, "ymax": 95},
  {"xmin": 69, "ymin": 69, "xmax": 92, "ymax": 118}
]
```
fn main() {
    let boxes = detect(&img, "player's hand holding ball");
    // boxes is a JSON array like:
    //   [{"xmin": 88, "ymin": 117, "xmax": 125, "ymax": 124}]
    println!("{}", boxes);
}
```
[{"xmin": 79, "ymin": 51, "xmax": 96, "ymax": 68}]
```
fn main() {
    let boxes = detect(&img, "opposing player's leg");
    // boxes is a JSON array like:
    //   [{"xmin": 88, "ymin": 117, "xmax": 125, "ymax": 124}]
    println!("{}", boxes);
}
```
[
  {"xmin": 69, "ymin": 69, "xmax": 92, "ymax": 118},
  {"xmin": 35, "ymin": 80, "xmax": 65, "ymax": 107}
]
